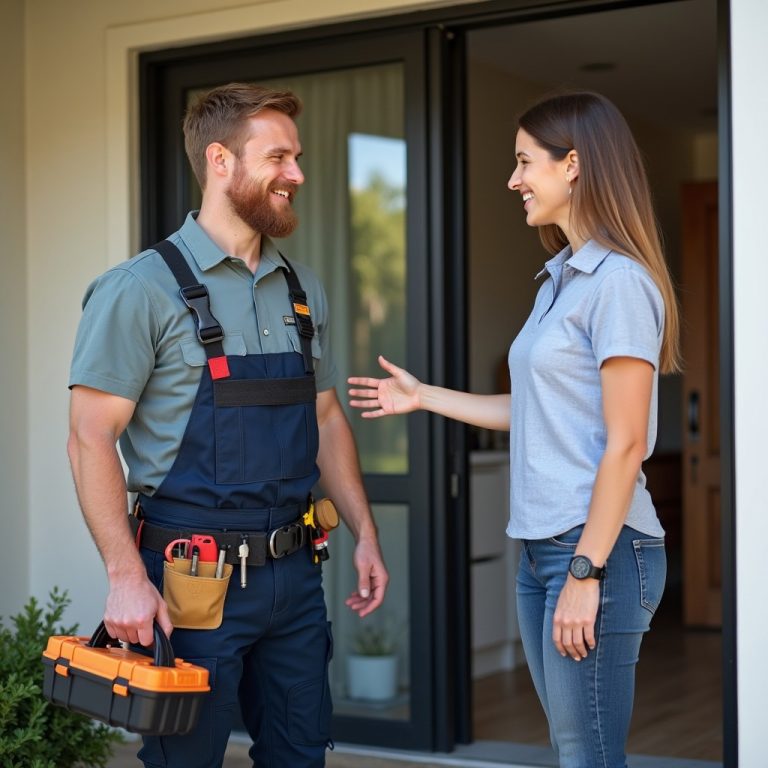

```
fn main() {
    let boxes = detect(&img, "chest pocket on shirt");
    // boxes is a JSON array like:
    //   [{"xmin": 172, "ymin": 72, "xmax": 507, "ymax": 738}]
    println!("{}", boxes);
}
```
[
  {"xmin": 285, "ymin": 327, "xmax": 322, "ymax": 365},
  {"xmin": 179, "ymin": 332, "xmax": 247, "ymax": 366}
]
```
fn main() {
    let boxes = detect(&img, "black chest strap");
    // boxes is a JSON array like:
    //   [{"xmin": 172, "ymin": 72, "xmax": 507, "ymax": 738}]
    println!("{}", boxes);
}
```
[
  {"xmin": 153, "ymin": 240, "xmax": 229, "ymax": 379},
  {"xmin": 280, "ymin": 255, "xmax": 315, "ymax": 376},
  {"xmin": 152, "ymin": 239, "xmax": 316, "ymax": 390}
]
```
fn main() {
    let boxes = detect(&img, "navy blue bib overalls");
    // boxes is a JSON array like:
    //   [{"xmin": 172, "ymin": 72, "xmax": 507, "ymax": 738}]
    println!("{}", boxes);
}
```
[{"xmin": 136, "ymin": 242, "xmax": 332, "ymax": 768}]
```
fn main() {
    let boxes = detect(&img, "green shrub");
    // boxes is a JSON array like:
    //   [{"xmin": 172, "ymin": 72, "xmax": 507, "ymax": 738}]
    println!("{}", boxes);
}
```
[{"xmin": 0, "ymin": 588, "xmax": 123, "ymax": 767}]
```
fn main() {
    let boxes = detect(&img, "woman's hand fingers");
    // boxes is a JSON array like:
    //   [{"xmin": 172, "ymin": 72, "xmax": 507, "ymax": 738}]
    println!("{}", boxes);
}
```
[
  {"xmin": 348, "ymin": 377, "xmax": 383, "ymax": 388},
  {"xmin": 554, "ymin": 622, "xmax": 589, "ymax": 661},
  {"xmin": 348, "ymin": 387, "xmax": 381, "ymax": 399},
  {"xmin": 348, "ymin": 385, "xmax": 386, "ymax": 416},
  {"xmin": 347, "ymin": 358, "xmax": 421, "ymax": 416}
]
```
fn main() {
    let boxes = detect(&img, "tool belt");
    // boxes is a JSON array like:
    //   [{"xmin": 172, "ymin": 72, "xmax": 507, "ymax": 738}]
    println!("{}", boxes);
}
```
[{"xmin": 131, "ymin": 517, "xmax": 307, "ymax": 567}]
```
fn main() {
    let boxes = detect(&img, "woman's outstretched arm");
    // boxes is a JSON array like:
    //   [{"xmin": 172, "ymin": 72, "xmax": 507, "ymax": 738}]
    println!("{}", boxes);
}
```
[{"xmin": 348, "ymin": 355, "xmax": 510, "ymax": 432}]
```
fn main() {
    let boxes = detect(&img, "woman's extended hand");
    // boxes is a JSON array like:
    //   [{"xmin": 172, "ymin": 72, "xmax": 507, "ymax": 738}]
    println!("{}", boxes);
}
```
[{"xmin": 348, "ymin": 355, "xmax": 422, "ymax": 418}]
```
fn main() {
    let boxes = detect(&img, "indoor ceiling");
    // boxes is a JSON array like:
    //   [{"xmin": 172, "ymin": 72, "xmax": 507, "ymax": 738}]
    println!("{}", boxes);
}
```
[{"xmin": 467, "ymin": 0, "xmax": 718, "ymax": 133}]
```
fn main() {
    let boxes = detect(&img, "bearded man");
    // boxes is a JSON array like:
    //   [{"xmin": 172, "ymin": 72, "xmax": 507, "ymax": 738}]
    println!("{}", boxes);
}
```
[{"xmin": 67, "ymin": 83, "xmax": 388, "ymax": 768}]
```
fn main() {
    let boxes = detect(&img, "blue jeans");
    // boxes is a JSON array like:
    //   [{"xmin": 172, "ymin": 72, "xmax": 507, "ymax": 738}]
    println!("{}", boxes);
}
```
[{"xmin": 516, "ymin": 525, "xmax": 666, "ymax": 768}]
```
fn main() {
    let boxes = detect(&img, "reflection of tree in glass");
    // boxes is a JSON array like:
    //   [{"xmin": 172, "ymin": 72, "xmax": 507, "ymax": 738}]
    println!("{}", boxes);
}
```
[
  {"xmin": 350, "ymin": 172, "xmax": 407, "ymax": 473},
  {"xmin": 350, "ymin": 173, "xmax": 405, "ymax": 357}
]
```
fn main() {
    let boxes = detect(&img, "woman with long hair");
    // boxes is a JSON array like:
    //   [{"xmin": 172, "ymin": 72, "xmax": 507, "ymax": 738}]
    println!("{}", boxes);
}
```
[{"xmin": 348, "ymin": 91, "xmax": 679, "ymax": 767}]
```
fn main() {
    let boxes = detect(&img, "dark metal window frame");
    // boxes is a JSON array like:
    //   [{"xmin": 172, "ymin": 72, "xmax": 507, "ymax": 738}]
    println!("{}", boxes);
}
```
[{"xmin": 139, "ymin": 0, "xmax": 736, "ymax": 763}]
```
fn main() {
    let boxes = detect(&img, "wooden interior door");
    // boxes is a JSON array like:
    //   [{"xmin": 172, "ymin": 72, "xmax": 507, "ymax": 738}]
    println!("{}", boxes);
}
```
[{"xmin": 681, "ymin": 181, "xmax": 721, "ymax": 628}]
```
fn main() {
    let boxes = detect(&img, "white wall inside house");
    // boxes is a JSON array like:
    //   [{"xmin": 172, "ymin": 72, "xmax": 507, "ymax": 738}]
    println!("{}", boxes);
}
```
[
  {"xmin": 467, "ymin": 58, "xmax": 544, "ymax": 400},
  {"xmin": 0, "ymin": 0, "xmax": 29, "ymax": 621},
  {"xmin": 731, "ymin": 0, "xmax": 768, "ymax": 762}
]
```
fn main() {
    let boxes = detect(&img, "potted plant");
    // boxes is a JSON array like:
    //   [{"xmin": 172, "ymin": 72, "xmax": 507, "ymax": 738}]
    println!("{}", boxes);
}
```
[{"xmin": 346, "ymin": 619, "xmax": 400, "ymax": 702}]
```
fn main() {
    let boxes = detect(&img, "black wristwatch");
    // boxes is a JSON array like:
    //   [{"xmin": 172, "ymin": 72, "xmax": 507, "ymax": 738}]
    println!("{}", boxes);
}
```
[{"xmin": 569, "ymin": 555, "xmax": 605, "ymax": 580}]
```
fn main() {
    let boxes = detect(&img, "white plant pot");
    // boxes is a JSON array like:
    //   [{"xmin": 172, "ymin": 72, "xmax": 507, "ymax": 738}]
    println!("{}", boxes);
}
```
[{"xmin": 346, "ymin": 654, "xmax": 398, "ymax": 701}]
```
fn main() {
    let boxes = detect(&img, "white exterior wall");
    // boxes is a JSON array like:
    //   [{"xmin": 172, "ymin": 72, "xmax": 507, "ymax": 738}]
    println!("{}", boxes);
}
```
[
  {"xmin": 2, "ymin": 0, "xmax": 766, "ymax": 761},
  {"xmin": 731, "ymin": 1, "xmax": 768, "ymax": 764},
  {"xmin": 0, "ymin": 0, "xmax": 28, "ymax": 621}
]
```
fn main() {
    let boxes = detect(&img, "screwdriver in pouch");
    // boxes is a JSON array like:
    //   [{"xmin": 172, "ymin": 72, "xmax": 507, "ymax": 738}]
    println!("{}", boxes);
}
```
[
  {"xmin": 238, "ymin": 535, "xmax": 249, "ymax": 588},
  {"xmin": 215, "ymin": 544, "xmax": 227, "ymax": 579},
  {"xmin": 190, "ymin": 545, "xmax": 200, "ymax": 577}
]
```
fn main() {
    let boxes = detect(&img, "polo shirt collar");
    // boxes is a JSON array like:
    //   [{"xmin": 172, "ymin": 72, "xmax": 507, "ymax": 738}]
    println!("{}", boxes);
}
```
[
  {"xmin": 566, "ymin": 239, "xmax": 613, "ymax": 274},
  {"xmin": 178, "ymin": 211, "xmax": 290, "ymax": 276},
  {"xmin": 178, "ymin": 211, "xmax": 229, "ymax": 271},
  {"xmin": 255, "ymin": 236, "xmax": 289, "ymax": 282},
  {"xmin": 535, "ymin": 239, "xmax": 612, "ymax": 279}
]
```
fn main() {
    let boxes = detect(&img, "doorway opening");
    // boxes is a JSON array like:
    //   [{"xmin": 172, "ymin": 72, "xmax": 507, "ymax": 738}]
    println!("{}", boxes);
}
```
[{"xmin": 464, "ymin": 0, "xmax": 721, "ymax": 763}]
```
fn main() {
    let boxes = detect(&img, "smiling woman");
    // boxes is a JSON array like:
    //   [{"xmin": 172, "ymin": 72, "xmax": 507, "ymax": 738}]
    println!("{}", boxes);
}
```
[
  {"xmin": 508, "ymin": 128, "xmax": 577, "ymax": 240},
  {"xmin": 348, "ymin": 90, "xmax": 680, "ymax": 768}
]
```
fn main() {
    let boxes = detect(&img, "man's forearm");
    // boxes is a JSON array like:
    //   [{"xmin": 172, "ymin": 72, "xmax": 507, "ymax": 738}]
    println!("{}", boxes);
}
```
[
  {"xmin": 316, "ymin": 410, "xmax": 377, "ymax": 542},
  {"xmin": 68, "ymin": 432, "xmax": 144, "ymax": 581}
]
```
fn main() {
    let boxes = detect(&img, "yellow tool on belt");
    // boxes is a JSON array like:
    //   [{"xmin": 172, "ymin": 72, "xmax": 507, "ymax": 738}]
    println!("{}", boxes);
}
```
[{"xmin": 303, "ymin": 498, "xmax": 339, "ymax": 564}]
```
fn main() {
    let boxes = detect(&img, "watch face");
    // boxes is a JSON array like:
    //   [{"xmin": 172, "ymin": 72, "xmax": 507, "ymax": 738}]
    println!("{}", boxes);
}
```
[{"xmin": 570, "ymin": 555, "xmax": 592, "ymax": 579}]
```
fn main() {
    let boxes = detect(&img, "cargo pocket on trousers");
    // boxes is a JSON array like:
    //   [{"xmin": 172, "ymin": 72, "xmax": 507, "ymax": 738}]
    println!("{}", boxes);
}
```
[
  {"xmin": 633, "ymin": 537, "xmax": 667, "ymax": 614},
  {"xmin": 163, "ymin": 559, "xmax": 232, "ymax": 630},
  {"xmin": 286, "ymin": 622, "xmax": 333, "ymax": 746}
]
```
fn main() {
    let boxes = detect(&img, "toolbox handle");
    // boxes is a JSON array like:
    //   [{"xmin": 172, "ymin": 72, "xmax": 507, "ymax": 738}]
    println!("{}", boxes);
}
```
[{"xmin": 88, "ymin": 620, "xmax": 176, "ymax": 668}]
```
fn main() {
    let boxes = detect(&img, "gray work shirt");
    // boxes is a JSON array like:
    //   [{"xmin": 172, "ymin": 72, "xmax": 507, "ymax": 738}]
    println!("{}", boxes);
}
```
[
  {"xmin": 507, "ymin": 239, "xmax": 665, "ymax": 540},
  {"xmin": 69, "ymin": 211, "xmax": 337, "ymax": 496}
]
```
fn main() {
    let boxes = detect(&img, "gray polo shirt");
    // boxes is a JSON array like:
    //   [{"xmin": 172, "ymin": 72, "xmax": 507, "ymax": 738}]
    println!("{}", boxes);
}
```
[
  {"xmin": 69, "ymin": 211, "xmax": 337, "ymax": 496},
  {"xmin": 507, "ymin": 239, "xmax": 665, "ymax": 540}
]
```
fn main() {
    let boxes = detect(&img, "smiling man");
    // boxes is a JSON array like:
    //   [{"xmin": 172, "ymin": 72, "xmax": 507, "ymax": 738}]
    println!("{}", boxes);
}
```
[{"xmin": 67, "ymin": 83, "xmax": 388, "ymax": 768}]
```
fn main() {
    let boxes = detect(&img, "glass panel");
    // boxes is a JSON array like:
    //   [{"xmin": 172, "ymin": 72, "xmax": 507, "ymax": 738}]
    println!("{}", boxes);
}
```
[
  {"xmin": 185, "ymin": 64, "xmax": 411, "ymax": 724},
  {"xmin": 185, "ymin": 64, "xmax": 408, "ymax": 474},
  {"xmin": 326, "ymin": 503, "xmax": 411, "ymax": 721},
  {"xmin": 347, "ymin": 133, "xmax": 407, "ymax": 473}
]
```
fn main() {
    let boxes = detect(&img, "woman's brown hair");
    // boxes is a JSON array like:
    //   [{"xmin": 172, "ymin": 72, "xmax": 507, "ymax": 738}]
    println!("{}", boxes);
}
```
[{"xmin": 518, "ymin": 92, "xmax": 681, "ymax": 373}]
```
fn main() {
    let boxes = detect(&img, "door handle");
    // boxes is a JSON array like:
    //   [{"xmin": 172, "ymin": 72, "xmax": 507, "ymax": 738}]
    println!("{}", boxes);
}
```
[{"xmin": 687, "ymin": 390, "xmax": 700, "ymax": 441}]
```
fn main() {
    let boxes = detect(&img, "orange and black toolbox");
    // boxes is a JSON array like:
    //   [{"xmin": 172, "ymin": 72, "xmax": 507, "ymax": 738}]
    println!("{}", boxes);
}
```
[{"xmin": 41, "ymin": 621, "xmax": 210, "ymax": 735}]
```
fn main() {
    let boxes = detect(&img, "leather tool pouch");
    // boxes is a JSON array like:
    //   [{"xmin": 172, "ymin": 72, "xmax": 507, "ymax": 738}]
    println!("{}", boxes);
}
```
[{"xmin": 163, "ymin": 559, "xmax": 232, "ymax": 630}]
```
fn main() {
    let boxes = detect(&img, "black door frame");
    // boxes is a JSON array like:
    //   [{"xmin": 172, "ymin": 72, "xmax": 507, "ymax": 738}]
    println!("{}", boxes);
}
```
[{"xmin": 139, "ymin": 0, "xmax": 736, "ymax": 762}]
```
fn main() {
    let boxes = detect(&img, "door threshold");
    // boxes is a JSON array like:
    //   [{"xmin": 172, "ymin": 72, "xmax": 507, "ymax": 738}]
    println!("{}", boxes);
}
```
[
  {"xmin": 230, "ymin": 733, "xmax": 722, "ymax": 768},
  {"xmin": 331, "ymin": 740, "xmax": 722, "ymax": 768}
]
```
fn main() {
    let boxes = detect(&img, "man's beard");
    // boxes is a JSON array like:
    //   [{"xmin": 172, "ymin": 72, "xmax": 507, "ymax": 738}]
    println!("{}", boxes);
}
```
[{"xmin": 226, "ymin": 165, "xmax": 299, "ymax": 238}]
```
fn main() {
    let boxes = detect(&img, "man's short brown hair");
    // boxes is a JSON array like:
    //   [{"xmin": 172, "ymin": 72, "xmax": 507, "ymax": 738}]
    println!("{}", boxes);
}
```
[{"xmin": 183, "ymin": 82, "xmax": 302, "ymax": 189}]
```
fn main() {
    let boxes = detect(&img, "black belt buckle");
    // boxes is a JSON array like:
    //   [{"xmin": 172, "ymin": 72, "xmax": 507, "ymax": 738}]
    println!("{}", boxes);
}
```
[{"xmin": 269, "ymin": 523, "xmax": 305, "ymax": 559}]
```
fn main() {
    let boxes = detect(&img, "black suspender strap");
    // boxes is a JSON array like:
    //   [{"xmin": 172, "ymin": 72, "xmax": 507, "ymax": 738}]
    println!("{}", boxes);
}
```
[
  {"xmin": 152, "ymin": 240, "xmax": 230, "ymax": 380},
  {"xmin": 280, "ymin": 255, "xmax": 315, "ymax": 375},
  {"xmin": 153, "ymin": 240, "xmax": 316, "ymax": 398}
]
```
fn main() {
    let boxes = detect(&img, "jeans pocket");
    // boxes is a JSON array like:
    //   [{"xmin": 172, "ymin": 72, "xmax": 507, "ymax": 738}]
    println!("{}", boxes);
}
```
[
  {"xmin": 547, "ymin": 524, "xmax": 585, "ymax": 548},
  {"xmin": 632, "ymin": 537, "xmax": 667, "ymax": 614}
]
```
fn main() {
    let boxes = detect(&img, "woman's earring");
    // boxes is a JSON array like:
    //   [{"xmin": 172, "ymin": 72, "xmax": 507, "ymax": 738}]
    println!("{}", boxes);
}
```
[{"xmin": 566, "ymin": 175, "xmax": 573, "ymax": 196}]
